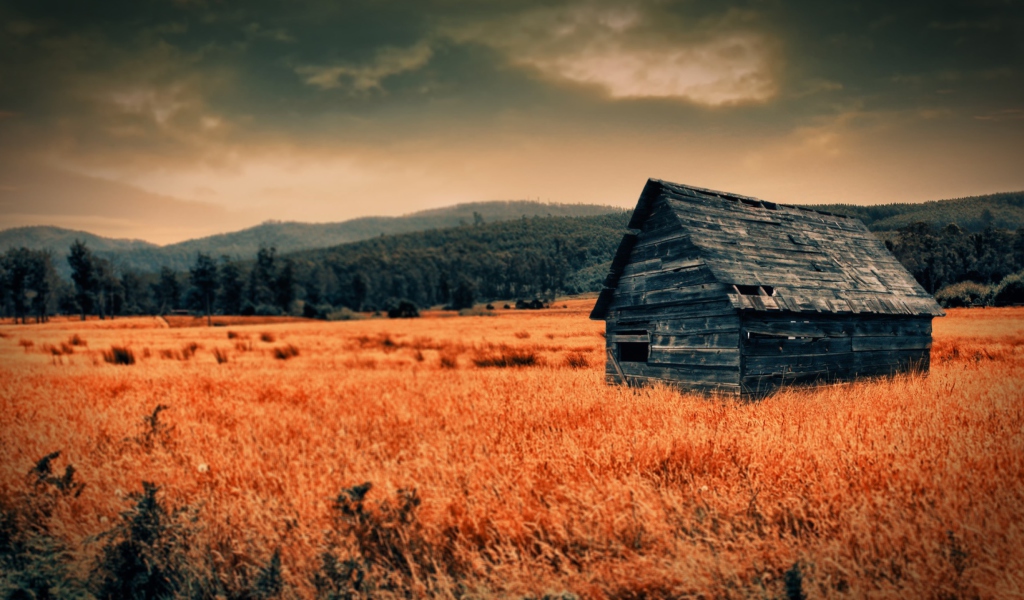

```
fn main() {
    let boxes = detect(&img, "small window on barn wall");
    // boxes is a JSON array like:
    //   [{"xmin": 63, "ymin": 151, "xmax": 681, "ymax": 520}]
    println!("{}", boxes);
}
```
[{"xmin": 614, "ymin": 330, "xmax": 649, "ymax": 363}]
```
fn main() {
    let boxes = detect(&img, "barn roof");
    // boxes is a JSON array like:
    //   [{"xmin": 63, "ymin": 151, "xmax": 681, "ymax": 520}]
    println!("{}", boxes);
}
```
[{"xmin": 591, "ymin": 179, "xmax": 944, "ymax": 320}]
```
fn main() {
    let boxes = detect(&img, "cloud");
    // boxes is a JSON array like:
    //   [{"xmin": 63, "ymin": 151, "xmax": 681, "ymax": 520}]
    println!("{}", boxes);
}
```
[
  {"xmin": 442, "ymin": 4, "xmax": 779, "ymax": 105},
  {"xmin": 297, "ymin": 41, "xmax": 433, "ymax": 92}
]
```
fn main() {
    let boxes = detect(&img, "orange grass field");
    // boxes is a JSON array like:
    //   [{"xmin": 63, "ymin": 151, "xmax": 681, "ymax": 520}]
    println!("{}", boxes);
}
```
[{"xmin": 2, "ymin": 301, "xmax": 1024, "ymax": 598}]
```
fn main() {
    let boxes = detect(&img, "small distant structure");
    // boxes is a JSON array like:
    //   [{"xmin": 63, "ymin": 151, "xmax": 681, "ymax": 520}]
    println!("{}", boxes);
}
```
[{"xmin": 591, "ymin": 179, "xmax": 944, "ymax": 397}]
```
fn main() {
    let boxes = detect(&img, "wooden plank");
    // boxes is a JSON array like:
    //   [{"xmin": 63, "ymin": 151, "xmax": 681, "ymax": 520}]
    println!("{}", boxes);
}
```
[
  {"xmin": 741, "ymin": 315, "xmax": 932, "ymax": 338},
  {"xmin": 622, "ymin": 266, "xmax": 710, "ymax": 292},
  {"xmin": 742, "ymin": 349, "xmax": 929, "ymax": 378},
  {"xmin": 610, "ymin": 283, "xmax": 728, "ymax": 310},
  {"xmin": 609, "ymin": 334, "xmax": 650, "ymax": 343},
  {"xmin": 852, "ymin": 335, "xmax": 932, "ymax": 352},
  {"xmin": 619, "ymin": 362, "xmax": 740, "ymax": 386},
  {"xmin": 616, "ymin": 299, "xmax": 737, "ymax": 321},
  {"xmin": 649, "ymin": 347, "xmax": 740, "ymax": 367},
  {"xmin": 655, "ymin": 316, "xmax": 741, "ymax": 336},
  {"xmin": 651, "ymin": 332, "xmax": 739, "ymax": 348},
  {"xmin": 742, "ymin": 336, "xmax": 853, "ymax": 356},
  {"xmin": 607, "ymin": 349, "xmax": 627, "ymax": 385}
]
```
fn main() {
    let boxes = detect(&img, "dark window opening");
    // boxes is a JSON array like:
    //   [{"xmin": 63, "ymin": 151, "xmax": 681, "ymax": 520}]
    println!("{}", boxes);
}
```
[
  {"xmin": 734, "ymin": 284, "xmax": 775, "ymax": 296},
  {"xmin": 618, "ymin": 342, "xmax": 649, "ymax": 363}
]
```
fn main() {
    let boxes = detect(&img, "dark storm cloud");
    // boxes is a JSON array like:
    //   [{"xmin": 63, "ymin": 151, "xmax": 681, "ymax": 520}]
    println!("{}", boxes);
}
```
[
  {"xmin": 3, "ymin": 0, "xmax": 1021, "ymax": 147},
  {"xmin": 1, "ymin": 0, "xmax": 1022, "ymax": 240}
]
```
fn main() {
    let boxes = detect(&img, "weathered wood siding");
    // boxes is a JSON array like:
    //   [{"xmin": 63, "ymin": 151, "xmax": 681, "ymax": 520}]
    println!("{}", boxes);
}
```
[
  {"xmin": 739, "ymin": 313, "xmax": 932, "ymax": 396},
  {"xmin": 605, "ymin": 196, "xmax": 742, "ymax": 394}
]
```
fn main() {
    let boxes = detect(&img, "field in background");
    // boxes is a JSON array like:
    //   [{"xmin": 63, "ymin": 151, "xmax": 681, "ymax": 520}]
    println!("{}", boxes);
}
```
[{"xmin": 1, "ymin": 304, "xmax": 1023, "ymax": 598}]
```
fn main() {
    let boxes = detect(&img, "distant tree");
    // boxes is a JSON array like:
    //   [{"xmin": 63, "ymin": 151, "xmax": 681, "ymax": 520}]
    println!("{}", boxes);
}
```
[
  {"xmin": 26, "ymin": 250, "xmax": 54, "ymax": 323},
  {"xmin": 189, "ymin": 253, "xmax": 219, "ymax": 326},
  {"xmin": 153, "ymin": 267, "xmax": 182, "ymax": 314},
  {"xmin": 93, "ymin": 258, "xmax": 120, "ymax": 319},
  {"xmin": 351, "ymin": 273, "xmax": 367, "ymax": 312},
  {"xmin": 218, "ymin": 257, "xmax": 245, "ymax": 315},
  {"xmin": 450, "ymin": 280, "xmax": 475, "ymax": 310},
  {"xmin": 67, "ymin": 239, "xmax": 96, "ymax": 320},
  {"xmin": 274, "ymin": 258, "xmax": 295, "ymax": 313},
  {"xmin": 4, "ymin": 248, "xmax": 31, "ymax": 323},
  {"xmin": 248, "ymin": 247, "xmax": 276, "ymax": 307},
  {"xmin": 0, "ymin": 258, "xmax": 7, "ymax": 320},
  {"xmin": 119, "ymin": 271, "xmax": 148, "ymax": 315}
]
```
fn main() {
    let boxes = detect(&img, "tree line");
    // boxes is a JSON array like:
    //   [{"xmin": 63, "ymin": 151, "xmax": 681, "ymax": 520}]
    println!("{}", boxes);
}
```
[{"xmin": 2, "ymin": 213, "xmax": 1023, "ymax": 322}]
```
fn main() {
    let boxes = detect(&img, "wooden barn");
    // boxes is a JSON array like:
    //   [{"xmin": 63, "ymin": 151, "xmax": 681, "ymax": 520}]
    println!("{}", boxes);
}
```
[{"xmin": 591, "ymin": 179, "xmax": 944, "ymax": 397}]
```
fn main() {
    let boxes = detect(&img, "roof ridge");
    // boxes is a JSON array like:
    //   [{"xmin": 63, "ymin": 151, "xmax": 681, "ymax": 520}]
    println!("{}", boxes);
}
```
[{"xmin": 651, "ymin": 179, "xmax": 849, "ymax": 220}]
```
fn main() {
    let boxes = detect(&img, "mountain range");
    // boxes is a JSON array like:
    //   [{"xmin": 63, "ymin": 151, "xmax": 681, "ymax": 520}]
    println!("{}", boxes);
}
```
[
  {"xmin": 0, "ymin": 201, "xmax": 621, "ymax": 277},
  {"xmin": 2, "ymin": 190, "xmax": 1023, "ymax": 278}
]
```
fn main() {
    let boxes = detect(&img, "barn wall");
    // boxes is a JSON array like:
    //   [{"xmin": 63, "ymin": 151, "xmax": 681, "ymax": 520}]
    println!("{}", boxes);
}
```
[
  {"xmin": 604, "ymin": 194, "xmax": 742, "ymax": 394},
  {"xmin": 739, "ymin": 313, "xmax": 933, "ymax": 396}
]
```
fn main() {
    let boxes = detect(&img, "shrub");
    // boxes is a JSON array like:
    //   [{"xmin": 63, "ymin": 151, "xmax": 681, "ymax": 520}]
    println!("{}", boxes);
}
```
[
  {"xmin": 0, "ymin": 452, "xmax": 88, "ymax": 599},
  {"xmin": 515, "ymin": 331, "xmax": 531, "ymax": 339},
  {"xmin": 935, "ymin": 281, "xmax": 992, "ymax": 307},
  {"xmin": 992, "ymin": 271, "xmax": 1024, "ymax": 307},
  {"xmin": 103, "ymin": 346, "xmax": 136, "ymax": 366},
  {"xmin": 68, "ymin": 334, "xmax": 87, "ymax": 347},
  {"xmin": 302, "ymin": 302, "xmax": 334, "ymax": 320},
  {"xmin": 458, "ymin": 307, "xmax": 496, "ymax": 317},
  {"xmin": 273, "ymin": 344, "xmax": 300, "ymax": 360},
  {"xmin": 387, "ymin": 300, "xmax": 419, "ymax": 319},
  {"xmin": 91, "ymin": 482, "xmax": 191, "ymax": 600},
  {"xmin": 260, "ymin": 332, "xmax": 276, "ymax": 343},
  {"xmin": 315, "ymin": 483, "xmax": 434, "ymax": 596},
  {"xmin": 515, "ymin": 299, "xmax": 545, "ymax": 310},
  {"xmin": 227, "ymin": 331, "xmax": 241, "ymax": 339},
  {"xmin": 212, "ymin": 348, "xmax": 229, "ymax": 364},
  {"xmin": 326, "ymin": 307, "xmax": 364, "ymax": 321}
]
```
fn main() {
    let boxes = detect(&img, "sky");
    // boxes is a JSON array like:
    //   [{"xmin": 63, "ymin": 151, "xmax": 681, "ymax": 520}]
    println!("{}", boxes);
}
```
[{"xmin": 1, "ymin": 0, "xmax": 1022, "ymax": 244}]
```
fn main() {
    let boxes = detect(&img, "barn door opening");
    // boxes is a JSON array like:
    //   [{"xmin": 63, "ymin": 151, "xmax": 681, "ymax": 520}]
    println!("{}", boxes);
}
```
[{"xmin": 614, "ymin": 330, "xmax": 649, "ymax": 363}]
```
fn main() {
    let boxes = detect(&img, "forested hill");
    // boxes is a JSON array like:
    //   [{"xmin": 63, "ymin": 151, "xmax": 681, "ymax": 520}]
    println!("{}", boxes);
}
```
[
  {"xmin": 0, "ymin": 200, "xmax": 620, "ymax": 276},
  {"xmin": 285, "ymin": 212, "xmax": 631, "ymax": 311},
  {"xmin": 807, "ymin": 191, "xmax": 1024, "ymax": 232}
]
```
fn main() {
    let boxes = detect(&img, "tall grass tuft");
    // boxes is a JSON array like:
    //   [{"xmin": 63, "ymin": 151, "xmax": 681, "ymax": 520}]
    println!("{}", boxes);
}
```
[
  {"xmin": 273, "ymin": 344, "xmax": 300, "ymax": 360},
  {"xmin": 564, "ymin": 350, "xmax": 590, "ymax": 369},
  {"xmin": 212, "ymin": 348, "xmax": 230, "ymax": 364},
  {"xmin": 473, "ymin": 346, "xmax": 540, "ymax": 368},
  {"xmin": 103, "ymin": 346, "xmax": 136, "ymax": 365},
  {"xmin": 67, "ymin": 334, "xmax": 87, "ymax": 347},
  {"xmin": 316, "ymin": 483, "xmax": 435, "ymax": 596}
]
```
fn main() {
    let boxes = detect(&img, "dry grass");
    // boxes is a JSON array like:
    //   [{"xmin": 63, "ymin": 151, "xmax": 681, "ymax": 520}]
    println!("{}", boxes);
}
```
[{"xmin": 1, "ymin": 304, "xmax": 1022, "ymax": 598}]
